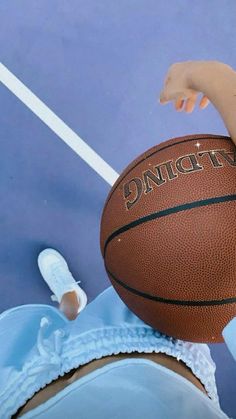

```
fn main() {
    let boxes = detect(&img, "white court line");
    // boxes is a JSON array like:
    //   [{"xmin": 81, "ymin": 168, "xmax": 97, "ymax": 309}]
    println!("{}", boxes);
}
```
[{"xmin": 0, "ymin": 62, "xmax": 119, "ymax": 186}]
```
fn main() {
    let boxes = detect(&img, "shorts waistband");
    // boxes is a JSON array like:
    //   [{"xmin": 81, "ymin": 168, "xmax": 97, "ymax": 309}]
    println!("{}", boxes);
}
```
[{"xmin": 4, "ymin": 321, "xmax": 220, "ymax": 418}]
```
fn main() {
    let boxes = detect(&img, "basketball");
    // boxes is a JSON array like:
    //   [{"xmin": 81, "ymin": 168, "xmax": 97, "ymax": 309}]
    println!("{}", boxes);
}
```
[{"xmin": 100, "ymin": 134, "xmax": 236, "ymax": 343}]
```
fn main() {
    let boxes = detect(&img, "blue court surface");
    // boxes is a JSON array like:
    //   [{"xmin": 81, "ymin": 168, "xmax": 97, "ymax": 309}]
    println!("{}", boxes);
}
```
[{"xmin": 0, "ymin": 1, "xmax": 236, "ymax": 417}]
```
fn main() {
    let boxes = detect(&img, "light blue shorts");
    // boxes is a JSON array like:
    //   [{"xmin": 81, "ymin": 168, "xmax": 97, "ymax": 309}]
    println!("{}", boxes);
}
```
[{"xmin": 0, "ymin": 286, "xmax": 221, "ymax": 418}]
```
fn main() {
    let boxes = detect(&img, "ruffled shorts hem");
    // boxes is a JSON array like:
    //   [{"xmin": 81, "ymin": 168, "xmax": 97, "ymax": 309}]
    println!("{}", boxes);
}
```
[{"xmin": 0, "ymin": 286, "xmax": 221, "ymax": 418}]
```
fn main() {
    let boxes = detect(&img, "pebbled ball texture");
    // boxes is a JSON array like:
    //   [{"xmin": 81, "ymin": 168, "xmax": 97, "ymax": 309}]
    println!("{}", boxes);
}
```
[{"xmin": 100, "ymin": 134, "xmax": 236, "ymax": 343}]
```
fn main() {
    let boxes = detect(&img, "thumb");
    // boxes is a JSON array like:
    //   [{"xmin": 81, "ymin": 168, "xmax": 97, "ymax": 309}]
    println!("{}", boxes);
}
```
[
  {"xmin": 159, "ymin": 89, "xmax": 184, "ymax": 104},
  {"xmin": 159, "ymin": 91, "xmax": 168, "ymax": 104},
  {"xmin": 159, "ymin": 88, "xmax": 197, "ymax": 105}
]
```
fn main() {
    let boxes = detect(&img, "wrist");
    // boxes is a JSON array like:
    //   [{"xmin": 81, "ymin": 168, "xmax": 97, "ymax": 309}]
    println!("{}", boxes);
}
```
[{"xmin": 188, "ymin": 61, "xmax": 235, "ymax": 93}]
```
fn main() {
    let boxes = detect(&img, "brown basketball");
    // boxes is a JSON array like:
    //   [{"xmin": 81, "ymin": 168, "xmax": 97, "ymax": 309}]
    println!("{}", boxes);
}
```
[{"xmin": 100, "ymin": 134, "xmax": 236, "ymax": 343}]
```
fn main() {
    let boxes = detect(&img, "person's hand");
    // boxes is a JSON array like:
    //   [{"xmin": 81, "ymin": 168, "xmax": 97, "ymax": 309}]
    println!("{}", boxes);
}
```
[{"xmin": 159, "ymin": 61, "xmax": 211, "ymax": 113}]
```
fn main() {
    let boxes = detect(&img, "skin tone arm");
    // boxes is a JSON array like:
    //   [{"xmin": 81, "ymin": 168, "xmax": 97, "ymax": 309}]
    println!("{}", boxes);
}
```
[
  {"xmin": 160, "ymin": 60, "xmax": 236, "ymax": 147},
  {"xmin": 190, "ymin": 61, "xmax": 236, "ymax": 146}
]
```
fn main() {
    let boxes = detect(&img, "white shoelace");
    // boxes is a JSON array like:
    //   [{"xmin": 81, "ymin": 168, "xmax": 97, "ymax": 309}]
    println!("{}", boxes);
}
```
[{"xmin": 48, "ymin": 263, "xmax": 81, "ymax": 302}]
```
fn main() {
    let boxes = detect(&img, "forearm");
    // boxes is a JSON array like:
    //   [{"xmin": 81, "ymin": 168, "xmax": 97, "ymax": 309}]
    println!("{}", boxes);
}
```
[{"xmin": 190, "ymin": 62, "xmax": 236, "ymax": 146}]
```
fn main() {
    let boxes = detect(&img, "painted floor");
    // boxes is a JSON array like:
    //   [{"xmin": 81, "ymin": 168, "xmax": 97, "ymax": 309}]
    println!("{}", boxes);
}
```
[{"xmin": 0, "ymin": 1, "xmax": 235, "ymax": 417}]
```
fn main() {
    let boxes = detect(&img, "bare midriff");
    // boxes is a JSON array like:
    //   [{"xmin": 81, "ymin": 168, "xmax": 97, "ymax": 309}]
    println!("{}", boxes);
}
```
[{"xmin": 14, "ymin": 351, "xmax": 209, "ymax": 417}]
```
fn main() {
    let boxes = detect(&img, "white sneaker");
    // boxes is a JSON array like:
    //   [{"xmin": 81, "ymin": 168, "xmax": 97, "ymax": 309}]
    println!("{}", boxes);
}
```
[{"xmin": 38, "ymin": 248, "xmax": 87, "ymax": 314}]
